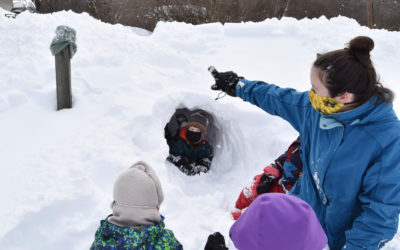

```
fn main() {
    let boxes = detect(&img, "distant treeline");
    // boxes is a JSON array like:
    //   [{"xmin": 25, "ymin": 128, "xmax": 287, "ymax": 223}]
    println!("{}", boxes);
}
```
[{"xmin": 34, "ymin": 0, "xmax": 400, "ymax": 31}]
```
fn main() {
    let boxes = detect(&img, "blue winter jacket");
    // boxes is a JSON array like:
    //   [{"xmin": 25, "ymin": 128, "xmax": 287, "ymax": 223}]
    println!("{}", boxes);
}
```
[{"xmin": 236, "ymin": 79, "xmax": 400, "ymax": 250}]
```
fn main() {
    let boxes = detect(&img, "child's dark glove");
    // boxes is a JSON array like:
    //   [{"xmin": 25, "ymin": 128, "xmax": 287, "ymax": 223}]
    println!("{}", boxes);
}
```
[
  {"xmin": 179, "ymin": 164, "xmax": 198, "ymax": 176},
  {"xmin": 256, "ymin": 165, "xmax": 282, "ymax": 195},
  {"xmin": 167, "ymin": 155, "xmax": 188, "ymax": 166},
  {"xmin": 167, "ymin": 155, "xmax": 195, "ymax": 175},
  {"xmin": 196, "ymin": 158, "xmax": 211, "ymax": 170},
  {"xmin": 205, "ymin": 232, "xmax": 228, "ymax": 250},
  {"xmin": 175, "ymin": 158, "xmax": 197, "ymax": 176},
  {"xmin": 167, "ymin": 156, "xmax": 212, "ymax": 176},
  {"xmin": 256, "ymin": 174, "xmax": 276, "ymax": 195},
  {"xmin": 175, "ymin": 157, "xmax": 189, "ymax": 167},
  {"xmin": 211, "ymin": 71, "xmax": 241, "ymax": 97}
]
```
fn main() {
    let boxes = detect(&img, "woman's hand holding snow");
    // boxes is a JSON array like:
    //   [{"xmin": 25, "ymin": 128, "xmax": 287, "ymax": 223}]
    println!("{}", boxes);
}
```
[{"xmin": 210, "ymin": 71, "xmax": 242, "ymax": 97}]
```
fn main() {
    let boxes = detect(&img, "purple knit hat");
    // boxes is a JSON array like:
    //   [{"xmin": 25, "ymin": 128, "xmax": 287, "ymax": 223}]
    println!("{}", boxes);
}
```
[{"xmin": 229, "ymin": 193, "xmax": 327, "ymax": 250}]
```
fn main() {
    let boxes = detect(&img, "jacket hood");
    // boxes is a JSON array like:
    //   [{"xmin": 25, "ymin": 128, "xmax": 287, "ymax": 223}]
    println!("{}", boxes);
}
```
[
  {"xmin": 229, "ymin": 193, "xmax": 327, "ymax": 250},
  {"xmin": 329, "ymin": 95, "xmax": 397, "ymax": 125}
]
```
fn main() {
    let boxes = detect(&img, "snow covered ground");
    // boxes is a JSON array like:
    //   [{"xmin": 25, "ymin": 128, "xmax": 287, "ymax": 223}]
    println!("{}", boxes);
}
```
[{"xmin": 1, "ymin": 9, "xmax": 400, "ymax": 250}]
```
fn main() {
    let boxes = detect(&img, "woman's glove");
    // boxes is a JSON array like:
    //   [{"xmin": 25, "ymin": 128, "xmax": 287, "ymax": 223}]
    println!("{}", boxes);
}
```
[
  {"xmin": 205, "ymin": 232, "xmax": 228, "ymax": 250},
  {"xmin": 211, "ymin": 71, "xmax": 241, "ymax": 97}
]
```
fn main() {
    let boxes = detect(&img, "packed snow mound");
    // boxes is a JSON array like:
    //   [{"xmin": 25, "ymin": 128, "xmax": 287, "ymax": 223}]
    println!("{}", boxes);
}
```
[{"xmin": 1, "ymin": 10, "xmax": 400, "ymax": 250}]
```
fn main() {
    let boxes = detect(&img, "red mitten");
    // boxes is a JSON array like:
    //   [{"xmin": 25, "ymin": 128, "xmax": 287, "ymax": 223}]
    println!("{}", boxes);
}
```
[
  {"xmin": 232, "ymin": 165, "xmax": 285, "ymax": 220},
  {"xmin": 231, "ymin": 208, "xmax": 242, "ymax": 220},
  {"xmin": 235, "ymin": 172, "xmax": 263, "ymax": 210}
]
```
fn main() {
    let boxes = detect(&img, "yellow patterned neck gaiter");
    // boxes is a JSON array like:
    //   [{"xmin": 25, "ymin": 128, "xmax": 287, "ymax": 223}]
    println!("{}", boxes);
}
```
[{"xmin": 309, "ymin": 90, "xmax": 344, "ymax": 115}]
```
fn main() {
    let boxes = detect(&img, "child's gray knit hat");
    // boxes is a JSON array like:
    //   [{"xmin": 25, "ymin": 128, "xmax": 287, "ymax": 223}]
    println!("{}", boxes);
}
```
[{"xmin": 108, "ymin": 161, "xmax": 164, "ymax": 227}]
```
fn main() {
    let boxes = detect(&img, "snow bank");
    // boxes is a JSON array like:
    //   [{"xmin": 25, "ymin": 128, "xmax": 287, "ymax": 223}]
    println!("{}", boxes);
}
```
[{"xmin": 0, "ymin": 10, "xmax": 400, "ymax": 249}]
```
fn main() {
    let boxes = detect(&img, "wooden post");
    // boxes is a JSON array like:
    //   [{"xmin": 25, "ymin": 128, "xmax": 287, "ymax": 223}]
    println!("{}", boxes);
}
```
[
  {"xmin": 367, "ymin": 0, "xmax": 374, "ymax": 29},
  {"xmin": 55, "ymin": 45, "xmax": 72, "ymax": 110}
]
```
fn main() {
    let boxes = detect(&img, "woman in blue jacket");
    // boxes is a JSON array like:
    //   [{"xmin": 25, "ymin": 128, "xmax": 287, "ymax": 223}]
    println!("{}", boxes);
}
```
[{"xmin": 211, "ymin": 36, "xmax": 400, "ymax": 249}]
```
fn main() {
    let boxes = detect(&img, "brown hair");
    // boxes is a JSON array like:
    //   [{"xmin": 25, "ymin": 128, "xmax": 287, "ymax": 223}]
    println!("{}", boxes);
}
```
[{"xmin": 313, "ymin": 36, "xmax": 393, "ymax": 104}]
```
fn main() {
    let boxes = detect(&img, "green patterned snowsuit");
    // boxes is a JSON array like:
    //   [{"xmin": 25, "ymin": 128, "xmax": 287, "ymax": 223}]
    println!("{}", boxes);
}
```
[{"xmin": 91, "ymin": 217, "xmax": 182, "ymax": 250}]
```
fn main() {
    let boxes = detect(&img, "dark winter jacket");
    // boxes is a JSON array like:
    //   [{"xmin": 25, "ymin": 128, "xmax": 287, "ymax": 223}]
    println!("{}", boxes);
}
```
[
  {"xmin": 90, "ymin": 216, "xmax": 182, "ymax": 250},
  {"xmin": 169, "ymin": 137, "xmax": 213, "ymax": 163},
  {"xmin": 236, "ymin": 79, "xmax": 400, "ymax": 250},
  {"xmin": 167, "ymin": 122, "xmax": 213, "ymax": 175}
]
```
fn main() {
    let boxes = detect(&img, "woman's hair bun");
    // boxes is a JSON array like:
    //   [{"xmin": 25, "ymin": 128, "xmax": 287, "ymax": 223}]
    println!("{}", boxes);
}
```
[{"xmin": 348, "ymin": 36, "xmax": 374, "ymax": 55}]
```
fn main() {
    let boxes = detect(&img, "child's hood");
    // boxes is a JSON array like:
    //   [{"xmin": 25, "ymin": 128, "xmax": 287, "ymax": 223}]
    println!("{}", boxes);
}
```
[{"xmin": 229, "ymin": 193, "xmax": 328, "ymax": 250}]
